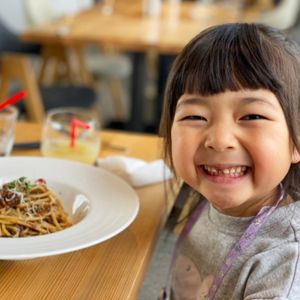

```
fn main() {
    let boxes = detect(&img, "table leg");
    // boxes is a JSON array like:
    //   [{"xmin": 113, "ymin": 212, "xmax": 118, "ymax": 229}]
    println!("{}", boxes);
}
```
[
  {"xmin": 155, "ymin": 54, "xmax": 176, "ymax": 133},
  {"xmin": 127, "ymin": 52, "xmax": 147, "ymax": 132},
  {"xmin": 127, "ymin": 52, "xmax": 175, "ymax": 133}
]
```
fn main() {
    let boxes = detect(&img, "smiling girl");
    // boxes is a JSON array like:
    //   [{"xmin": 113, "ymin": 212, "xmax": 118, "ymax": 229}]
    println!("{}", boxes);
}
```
[{"xmin": 159, "ymin": 23, "xmax": 300, "ymax": 299}]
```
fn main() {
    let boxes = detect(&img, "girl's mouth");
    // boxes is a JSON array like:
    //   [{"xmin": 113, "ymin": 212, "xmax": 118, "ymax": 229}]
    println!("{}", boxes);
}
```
[{"xmin": 202, "ymin": 165, "xmax": 248, "ymax": 178}]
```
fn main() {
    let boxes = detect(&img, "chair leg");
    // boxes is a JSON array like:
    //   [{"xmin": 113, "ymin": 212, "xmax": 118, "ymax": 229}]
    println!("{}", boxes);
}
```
[
  {"xmin": 71, "ymin": 45, "xmax": 94, "ymax": 86},
  {"xmin": 38, "ymin": 44, "xmax": 95, "ymax": 86},
  {"xmin": 0, "ymin": 72, "xmax": 11, "ymax": 101},
  {"xmin": 0, "ymin": 53, "xmax": 45, "ymax": 122},
  {"xmin": 107, "ymin": 78, "xmax": 127, "ymax": 120},
  {"xmin": 38, "ymin": 44, "xmax": 76, "ymax": 85}
]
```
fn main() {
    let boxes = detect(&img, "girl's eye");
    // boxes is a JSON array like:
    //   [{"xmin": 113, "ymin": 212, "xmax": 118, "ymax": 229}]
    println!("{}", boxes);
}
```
[
  {"xmin": 241, "ymin": 114, "xmax": 266, "ymax": 121},
  {"xmin": 181, "ymin": 115, "xmax": 207, "ymax": 121}
]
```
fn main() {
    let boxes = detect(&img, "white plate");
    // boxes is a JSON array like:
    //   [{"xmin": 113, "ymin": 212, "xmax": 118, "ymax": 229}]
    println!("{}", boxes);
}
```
[{"xmin": 0, "ymin": 157, "xmax": 139, "ymax": 260}]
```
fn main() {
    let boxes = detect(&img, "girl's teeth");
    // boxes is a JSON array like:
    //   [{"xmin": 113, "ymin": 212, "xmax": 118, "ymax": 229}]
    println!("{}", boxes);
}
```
[{"xmin": 204, "ymin": 166, "xmax": 247, "ymax": 176}]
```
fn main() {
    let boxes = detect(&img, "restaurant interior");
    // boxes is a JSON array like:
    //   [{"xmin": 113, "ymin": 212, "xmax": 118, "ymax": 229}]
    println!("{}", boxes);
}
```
[{"xmin": 0, "ymin": 0, "xmax": 299, "ymax": 299}]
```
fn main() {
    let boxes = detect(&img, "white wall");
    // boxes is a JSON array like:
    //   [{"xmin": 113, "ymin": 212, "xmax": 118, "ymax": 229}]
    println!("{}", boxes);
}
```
[
  {"xmin": 51, "ymin": 0, "xmax": 94, "ymax": 16},
  {"xmin": 0, "ymin": 0, "xmax": 94, "ymax": 32},
  {"xmin": 0, "ymin": 0, "xmax": 27, "ymax": 32}
]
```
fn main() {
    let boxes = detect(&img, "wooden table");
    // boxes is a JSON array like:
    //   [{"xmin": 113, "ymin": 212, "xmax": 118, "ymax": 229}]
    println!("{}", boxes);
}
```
[
  {"xmin": 0, "ymin": 122, "xmax": 175, "ymax": 299},
  {"xmin": 21, "ymin": 2, "xmax": 257, "ymax": 131}
]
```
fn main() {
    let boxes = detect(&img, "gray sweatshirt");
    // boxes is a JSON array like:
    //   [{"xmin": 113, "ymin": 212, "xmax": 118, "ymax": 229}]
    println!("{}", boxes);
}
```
[{"xmin": 170, "ymin": 201, "xmax": 300, "ymax": 299}]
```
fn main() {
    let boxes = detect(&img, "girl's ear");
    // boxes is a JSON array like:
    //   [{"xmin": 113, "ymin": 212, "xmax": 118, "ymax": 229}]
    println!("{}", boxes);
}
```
[{"xmin": 292, "ymin": 146, "xmax": 300, "ymax": 164}]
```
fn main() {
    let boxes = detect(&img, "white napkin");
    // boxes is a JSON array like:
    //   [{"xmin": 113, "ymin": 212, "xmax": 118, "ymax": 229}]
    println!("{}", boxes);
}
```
[{"xmin": 96, "ymin": 156, "xmax": 173, "ymax": 187}]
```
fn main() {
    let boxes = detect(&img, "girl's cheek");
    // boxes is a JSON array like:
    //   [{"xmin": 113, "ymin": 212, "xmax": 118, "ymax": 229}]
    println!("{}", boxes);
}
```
[
  {"xmin": 171, "ymin": 126, "xmax": 197, "ymax": 175},
  {"xmin": 172, "ymin": 143, "xmax": 192, "ymax": 178}
]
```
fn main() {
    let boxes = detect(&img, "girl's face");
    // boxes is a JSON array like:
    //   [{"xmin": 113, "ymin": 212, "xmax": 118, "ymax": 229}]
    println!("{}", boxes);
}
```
[{"xmin": 171, "ymin": 89, "xmax": 300, "ymax": 216}]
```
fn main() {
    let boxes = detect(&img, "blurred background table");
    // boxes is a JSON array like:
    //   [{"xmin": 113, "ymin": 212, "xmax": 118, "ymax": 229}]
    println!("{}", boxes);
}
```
[
  {"xmin": 21, "ymin": 1, "xmax": 258, "ymax": 132},
  {"xmin": 0, "ymin": 121, "xmax": 175, "ymax": 300}
]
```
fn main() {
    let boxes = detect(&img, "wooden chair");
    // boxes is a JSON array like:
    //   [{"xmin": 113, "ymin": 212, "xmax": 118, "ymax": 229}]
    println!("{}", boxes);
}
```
[
  {"xmin": 0, "ymin": 53, "xmax": 98, "ymax": 122},
  {"xmin": 0, "ymin": 15, "xmax": 98, "ymax": 122},
  {"xmin": 0, "ymin": 53, "xmax": 44, "ymax": 122}
]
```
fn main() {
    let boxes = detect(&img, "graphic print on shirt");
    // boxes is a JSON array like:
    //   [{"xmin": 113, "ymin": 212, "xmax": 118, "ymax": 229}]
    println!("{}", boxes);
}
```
[{"xmin": 172, "ymin": 255, "xmax": 214, "ymax": 300}]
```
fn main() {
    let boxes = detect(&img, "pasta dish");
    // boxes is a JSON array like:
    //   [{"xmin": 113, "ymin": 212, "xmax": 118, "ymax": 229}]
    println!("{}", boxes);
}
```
[{"xmin": 0, "ymin": 177, "xmax": 72, "ymax": 237}]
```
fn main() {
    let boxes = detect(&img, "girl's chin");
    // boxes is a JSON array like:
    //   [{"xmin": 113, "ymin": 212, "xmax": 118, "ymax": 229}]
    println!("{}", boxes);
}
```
[
  {"xmin": 212, "ymin": 203, "xmax": 241, "ymax": 215},
  {"xmin": 211, "ymin": 200, "xmax": 262, "ymax": 217},
  {"xmin": 211, "ymin": 201, "xmax": 240, "ymax": 211},
  {"xmin": 196, "ymin": 193, "xmax": 248, "ymax": 216}
]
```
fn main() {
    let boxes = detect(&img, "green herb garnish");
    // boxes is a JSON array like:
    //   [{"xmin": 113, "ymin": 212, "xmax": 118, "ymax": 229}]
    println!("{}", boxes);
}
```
[{"xmin": 4, "ymin": 177, "xmax": 34, "ymax": 192}]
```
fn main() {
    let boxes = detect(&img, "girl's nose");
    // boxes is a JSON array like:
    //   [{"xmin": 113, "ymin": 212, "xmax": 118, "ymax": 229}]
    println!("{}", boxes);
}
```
[{"xmin": 204, "ymin": 123, "xmax": 236, "ymax": 152}]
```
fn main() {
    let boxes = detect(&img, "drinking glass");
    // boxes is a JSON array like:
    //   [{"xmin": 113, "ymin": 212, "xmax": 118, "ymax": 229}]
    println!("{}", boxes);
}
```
[
  {"xmin": 41, "ymin": 107, "xmax": 101, "ymax": 164},
  {"xmin": 0, "ymin": 106, "xmax": 18, "ymax": 156}
]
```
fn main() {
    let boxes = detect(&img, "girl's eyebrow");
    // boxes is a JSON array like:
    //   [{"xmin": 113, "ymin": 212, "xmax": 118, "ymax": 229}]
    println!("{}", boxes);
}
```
[
  {"xmin": 242, "ymin": 97, "xmax": 277, "ymax": 109},
  {"xmin": 176, "ymin": 95, "xmax": 278, "ymax": 109}
]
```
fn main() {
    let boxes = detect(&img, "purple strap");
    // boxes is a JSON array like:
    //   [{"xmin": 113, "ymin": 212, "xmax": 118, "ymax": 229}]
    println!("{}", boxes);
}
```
[
  {"xmin": 176, "ymin": 198, "xmax": 207, "ymax": 247},
  {"xmin": 207, "ymin": 183, "xmax": 285, "ymax": 299},
  {"xmin": 164, "ymin": 184, "xmax": 285, "ymax": 300},
  {"xmin": 161, "ymin": 198, "xmax": 207, "ymax": 300}
]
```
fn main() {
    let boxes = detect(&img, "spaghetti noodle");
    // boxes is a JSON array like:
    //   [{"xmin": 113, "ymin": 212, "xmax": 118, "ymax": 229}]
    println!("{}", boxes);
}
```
[{"xmin": 0, "ymin": 177, "xmax": 72, "ymax": 237}]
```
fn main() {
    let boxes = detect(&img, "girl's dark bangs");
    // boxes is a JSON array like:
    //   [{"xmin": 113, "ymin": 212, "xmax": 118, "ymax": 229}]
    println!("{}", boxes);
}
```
[{"xmin": 182, "ymin": 27, "xmax": 281, "ymax": 95}]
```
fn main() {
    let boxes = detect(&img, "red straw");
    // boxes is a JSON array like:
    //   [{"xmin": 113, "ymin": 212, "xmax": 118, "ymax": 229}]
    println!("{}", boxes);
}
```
[
  {"xmin": 70, "ymin": 117, "xmax": 91, "ymax": 148},
  {"xmin": 0, "ymin": 90, "xmax": 25, "ymax": 110}
]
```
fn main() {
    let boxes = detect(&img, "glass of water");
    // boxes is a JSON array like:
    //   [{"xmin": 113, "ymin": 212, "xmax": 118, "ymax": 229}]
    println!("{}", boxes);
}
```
[{"xmin": 0, "ymin": 106, "xmax": 18, "ymax": 156}]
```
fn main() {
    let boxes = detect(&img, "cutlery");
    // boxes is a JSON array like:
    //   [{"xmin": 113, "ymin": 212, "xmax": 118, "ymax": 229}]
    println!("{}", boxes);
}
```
[
  {"xmin": 13, "ymin": 142, "xmax": 40, "ymax": 150},
  {"xmin": 13, "ymin": 141, "xmax": 127, "ymax": 152}
]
